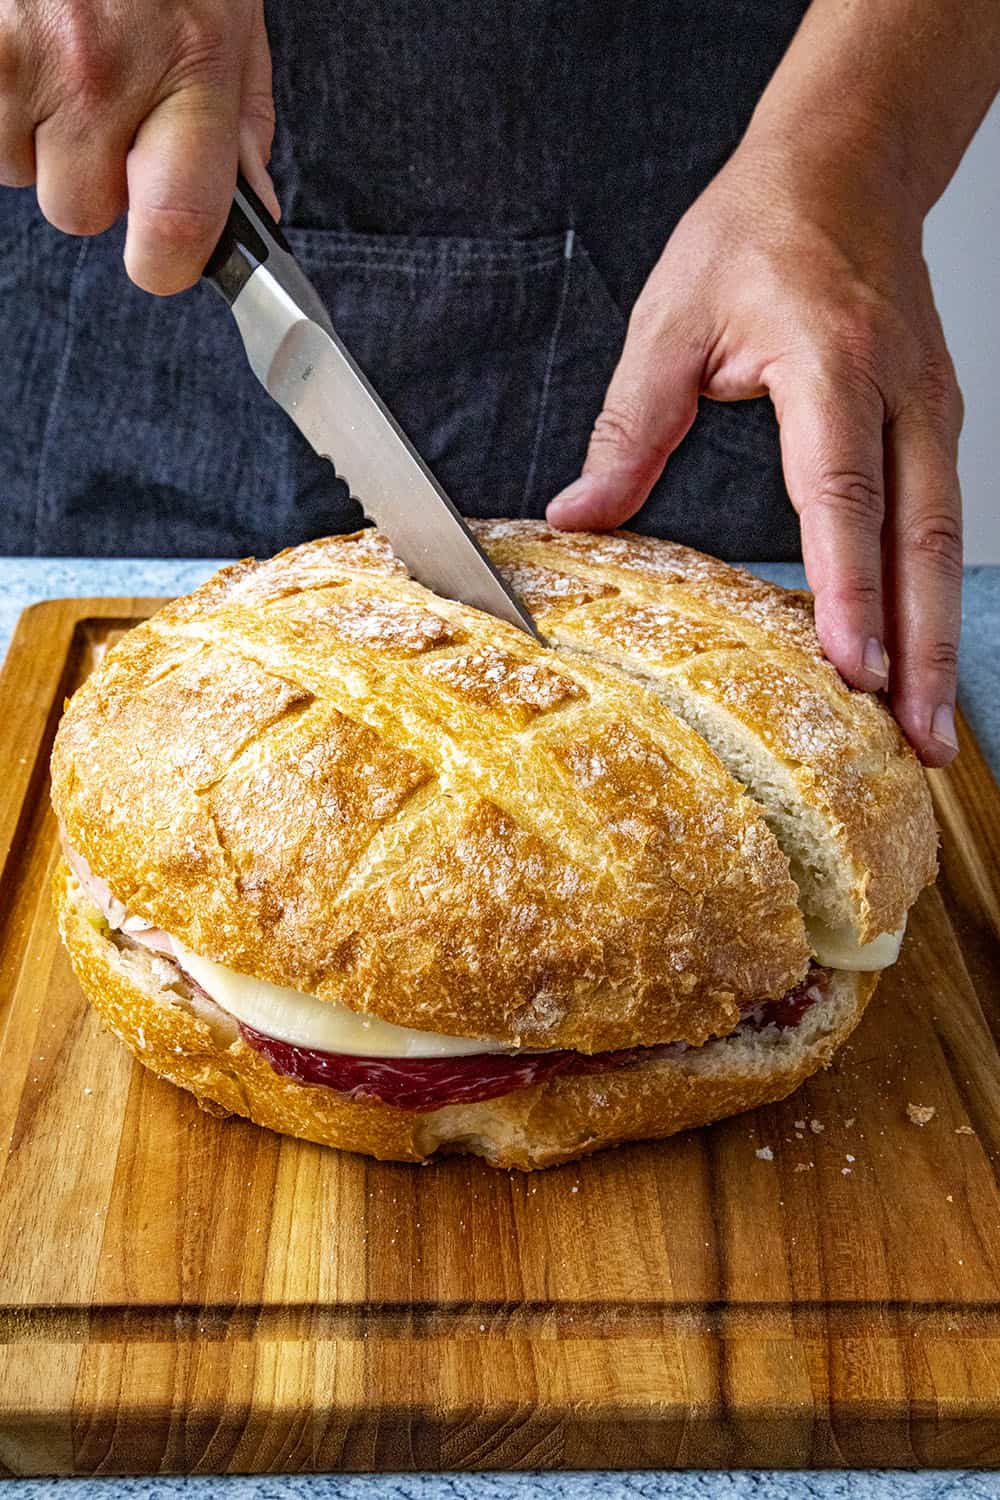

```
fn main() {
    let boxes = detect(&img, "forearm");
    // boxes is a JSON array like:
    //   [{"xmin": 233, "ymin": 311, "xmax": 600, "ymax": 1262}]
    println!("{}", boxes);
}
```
[{"xmin": 745, "ymin": 0, "xmax": 1000, "ymax": 222}]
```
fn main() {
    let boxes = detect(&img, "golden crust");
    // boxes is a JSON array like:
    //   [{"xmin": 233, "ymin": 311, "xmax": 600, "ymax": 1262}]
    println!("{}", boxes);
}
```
[
  {"xmin": 51, "ymin": 535, "xmax": 819, "ymax": 1053},
  {"xmin": 55, "ymin": 864, "xmax": 877, "ymax": 1170},
  {"xmin": 470, "ymin": 520, "xmax": 938, "ymax": 939},
  {"xmin": 189, "ymin": 524, "xmax": 933, "ymax": 933}
]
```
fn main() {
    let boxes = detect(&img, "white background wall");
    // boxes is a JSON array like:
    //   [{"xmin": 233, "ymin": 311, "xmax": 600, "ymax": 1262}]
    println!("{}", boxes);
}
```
[{"xmin": 925, "ymin": 95, "xmax": 999, "ymax": 564}]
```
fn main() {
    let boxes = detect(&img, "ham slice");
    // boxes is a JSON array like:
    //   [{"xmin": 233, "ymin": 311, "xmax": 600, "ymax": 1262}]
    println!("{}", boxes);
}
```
[{"xmin": 65, "ymin": 838, "xmax": 177, "ymax": 956}]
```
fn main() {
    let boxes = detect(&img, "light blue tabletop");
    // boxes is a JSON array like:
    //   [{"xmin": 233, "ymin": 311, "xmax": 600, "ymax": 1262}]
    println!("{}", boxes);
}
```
[
  {"xmin": 6, "ymin": 1475, "xmax": 1000, "ymax": 1499},
  {"xmin": 1, "ymin": 559, "xmax": 998, "ymax": 1499}
]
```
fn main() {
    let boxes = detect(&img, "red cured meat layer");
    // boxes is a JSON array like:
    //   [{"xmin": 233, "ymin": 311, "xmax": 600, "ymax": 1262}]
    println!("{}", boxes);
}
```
[{"xmin": 239, "ymin": 967, "xmax": 830, "ymax": 1113}]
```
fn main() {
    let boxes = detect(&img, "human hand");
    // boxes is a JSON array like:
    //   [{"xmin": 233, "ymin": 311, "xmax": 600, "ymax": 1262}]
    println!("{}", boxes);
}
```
[
  {"xmin": 0, "ymin": 0, "xmax": 277, "ymax": 294},
  {"xmin": 546, "ymin": 143, "xmax": 964, "ymax": 767}
]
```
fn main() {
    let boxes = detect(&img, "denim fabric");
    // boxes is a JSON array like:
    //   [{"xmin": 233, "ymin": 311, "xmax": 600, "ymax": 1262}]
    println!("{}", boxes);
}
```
[{"xmin": 0, "ymin": 1, "xmax": 809, "ymax": 557}]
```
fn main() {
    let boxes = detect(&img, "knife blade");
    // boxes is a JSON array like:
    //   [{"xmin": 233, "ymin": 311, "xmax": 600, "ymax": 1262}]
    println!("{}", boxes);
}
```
[{"xmin": 203, "ymin": 178, "xmax": 543, "ymax": 641}]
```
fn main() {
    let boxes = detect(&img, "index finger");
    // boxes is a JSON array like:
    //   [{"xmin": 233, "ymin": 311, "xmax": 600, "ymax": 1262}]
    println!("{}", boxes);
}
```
[
  {"xmin": 124, "ymin": 79, "xmax": 240, "ymax": 295},
  {"xmin": 771, "ymin": 366, "xmax": 890, "ymax": 693}
]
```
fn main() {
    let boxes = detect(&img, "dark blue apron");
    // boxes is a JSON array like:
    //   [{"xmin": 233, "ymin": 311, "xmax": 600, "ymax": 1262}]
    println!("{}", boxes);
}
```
[{"xmin": 1, "ymin": 0, "xmax": 809, "ymax": 558}]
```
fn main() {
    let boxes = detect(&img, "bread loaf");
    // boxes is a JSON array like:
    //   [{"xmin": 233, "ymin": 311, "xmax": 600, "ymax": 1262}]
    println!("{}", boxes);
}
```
[{"xmin": 50, "ymin": 522, "xmax": 936, "ymax": 1166}]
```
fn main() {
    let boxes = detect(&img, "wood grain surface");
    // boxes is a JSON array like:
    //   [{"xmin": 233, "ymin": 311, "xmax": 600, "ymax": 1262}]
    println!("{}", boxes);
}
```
[{"xmin": 1, "ymin": 598, "xmax": 999, "ymax": 1476}]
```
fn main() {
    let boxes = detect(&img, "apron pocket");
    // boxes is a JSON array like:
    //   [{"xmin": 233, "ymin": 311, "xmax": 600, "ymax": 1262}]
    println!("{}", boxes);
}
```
[
  {"xmin": 26, "ymin": 219, "xmax": 303, "ymax": 557},
  {"xmin": 22, "ymin": 220, "xmax": 628, "ymax": 555},
  {"xmin": 282, "ymin": 224, "xmax": 627, "ymax": 521}
]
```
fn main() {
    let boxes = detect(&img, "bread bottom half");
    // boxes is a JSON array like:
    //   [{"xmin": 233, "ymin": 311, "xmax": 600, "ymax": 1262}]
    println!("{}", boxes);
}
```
[{"xmin": 54, "ymin": 861, "xmax": 878, "ymax": 1170}]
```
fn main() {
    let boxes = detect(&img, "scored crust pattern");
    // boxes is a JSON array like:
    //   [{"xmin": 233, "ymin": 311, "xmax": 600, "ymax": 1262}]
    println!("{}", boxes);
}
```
[
  {"xmin": 473, "ymin": 520, "xmax": 938, "ymax": 941},
  {"xmin": 51, "ymin": 523, "xmax": 934, "ymax": 1054}
]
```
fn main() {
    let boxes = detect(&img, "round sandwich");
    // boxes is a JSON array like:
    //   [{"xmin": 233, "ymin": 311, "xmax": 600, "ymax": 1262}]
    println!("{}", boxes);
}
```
[{"xmin": 50, "ymin": 521, "xmax": 938, "ymax": 1169}]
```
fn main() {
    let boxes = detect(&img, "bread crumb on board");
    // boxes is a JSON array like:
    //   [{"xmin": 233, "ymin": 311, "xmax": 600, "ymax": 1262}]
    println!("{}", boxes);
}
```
[
  {"xmin": 955, "ymin": 1124, "xmax": 976, "ymax": 1136},
  {"xmin": 755, "ymin": 1146, "xmax": 774, "ymax": 1162},
  {"xmin": 907, "ymin": 1103, "xmax": 936, "ymax": 1126}
]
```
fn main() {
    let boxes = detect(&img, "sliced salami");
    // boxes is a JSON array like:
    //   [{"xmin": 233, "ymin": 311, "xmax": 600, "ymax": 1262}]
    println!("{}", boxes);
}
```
[{"xmin": 241, "ymin": 968, "xmax": 829, "ymax": 1112}]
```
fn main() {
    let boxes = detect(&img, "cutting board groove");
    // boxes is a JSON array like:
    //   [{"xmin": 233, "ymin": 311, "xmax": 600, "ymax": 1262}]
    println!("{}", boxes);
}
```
[{"xmin": 1, "ymin": 598, "xmax": 999, "ymax": 1475}]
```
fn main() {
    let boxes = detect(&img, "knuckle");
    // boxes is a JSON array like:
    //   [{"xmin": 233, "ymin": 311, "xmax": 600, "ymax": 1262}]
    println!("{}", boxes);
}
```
[
  {"xmin": 168, "ymin": 17, "xmax": 233, "ymax": 87},
  {"xmin": 807, "ymin": 470, "xmax": 884, "ymax": 529},
  {"xmin": 134, "ymin": 198, "xmax": 218, "ymax": 252},
  {"xmin": 814, "ymin": 301, "xmax": 891, "ymax": 386},
  {"xmin": 840, "ymin": 359, "xmax": 884, "ymax": 409},
  {"xmin": 801, "ymin": 345, "xmax": 884, "ymax": 416},
  {"xmin": 240, "ymin": 89, "xmax": 276, "ymax": 134},
  {"xmin": 589, "ymin": 402, "xmax": 648, "ymax": 460},
  {"xmin": 587, "ymin": 397, "xmax": 671, "ymax": 482},
  {"xmin": 242, "ymin": 90, "xmax": 275, "ymax": 123},
  {"xmin": 48, "ymin": 16, "xmax": 118, "ymax": 105},
  {"xmin": 826, "ymin": 573, "xmax": 881, "ymax": 611},
  {"xmin": 834, "ymin": 308, "xmax": 883, "ymax": 369},
  {"xmin": 902, "ymin": 511, "xmax": 963, "ymax": 578},
  {"xmin": 917, "ymin": 354, "xmax": 964, "ymax": 438},
  {"xmin": 893, "ymin": 335, "xmax": 963, "ymax": 436},
  {"xmin": 625, "ymin": 295, "xmax": 665, "ymax": 349},
  {"xmin": 623, "ymin": 284, "xmax": 696, "ymax": 357},
  {"xmin": 917, "ymin": 638, "xmax": 959, "ymax": 675}
]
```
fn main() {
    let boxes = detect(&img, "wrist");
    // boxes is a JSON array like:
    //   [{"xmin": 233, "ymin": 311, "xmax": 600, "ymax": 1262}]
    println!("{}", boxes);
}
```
[
  {"xmin": 741, "ymin": 0, "xmax": 1000, "ymax": 226},
  {"xmin": 732, "ymin": 106, "xmax": 927, "ymax": 246}
]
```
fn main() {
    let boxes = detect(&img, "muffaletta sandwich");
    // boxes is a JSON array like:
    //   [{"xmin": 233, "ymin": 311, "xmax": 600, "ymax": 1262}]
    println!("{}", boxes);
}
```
[{"xmin": 50, "ymin": 521, "xmax": 938, "ymax": 1169}]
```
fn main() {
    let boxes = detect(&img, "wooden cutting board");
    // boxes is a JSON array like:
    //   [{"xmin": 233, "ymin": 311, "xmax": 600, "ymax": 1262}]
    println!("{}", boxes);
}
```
[{"xmin": 2, "ymin": 597, "xmax": 999, "ymax": 1476}]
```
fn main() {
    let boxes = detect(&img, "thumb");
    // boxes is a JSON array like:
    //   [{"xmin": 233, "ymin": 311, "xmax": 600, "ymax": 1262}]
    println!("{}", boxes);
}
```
[
  {"xmin": 239, "ymin": 0, "xmax": 279, "ymax": 220},
  {"xmin": 546, "ymin": 310, "xmax": 703, "ymax": 530}
]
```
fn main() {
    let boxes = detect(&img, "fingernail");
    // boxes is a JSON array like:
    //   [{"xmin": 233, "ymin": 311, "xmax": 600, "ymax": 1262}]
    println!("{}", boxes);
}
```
[
  {"xmin": 863, "ymin": 637, "xmax": 890, "ymax": 683},
  {"xmin": 245, "ymin": 155, "xmax": 281, "ymax": 220},
  {"xmin": 547, "ymin": 475, "xmax": 602, "ymax": 520},
  {"xmin": 260, "ymin": 175, "xmax": 281, "ymax": 221},
  {"xmin": 930, "ymin": 702, "xmax": 958, "ymax": 751}
]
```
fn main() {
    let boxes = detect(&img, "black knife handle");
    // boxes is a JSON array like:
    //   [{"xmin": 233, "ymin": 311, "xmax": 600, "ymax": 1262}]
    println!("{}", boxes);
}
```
[{"xmin": 203, "ymin": 174, "xmax": 291, "ymax": 305}]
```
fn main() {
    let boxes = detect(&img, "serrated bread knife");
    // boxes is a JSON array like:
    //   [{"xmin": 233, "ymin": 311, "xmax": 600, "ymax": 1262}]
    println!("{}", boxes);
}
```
[{"xmin": 203, "ymin": 177, "xmax": 542, "ymax": 641}]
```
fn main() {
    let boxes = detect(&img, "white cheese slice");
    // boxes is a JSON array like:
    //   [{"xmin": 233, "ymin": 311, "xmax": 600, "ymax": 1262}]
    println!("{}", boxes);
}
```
[
  {"xmin": 806, "ymin": 916, "xmax": 906, "ymax": 971},
  {"xmin": 171, "ymin": 940, "xmax": 510, "ymax": 1058}
]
